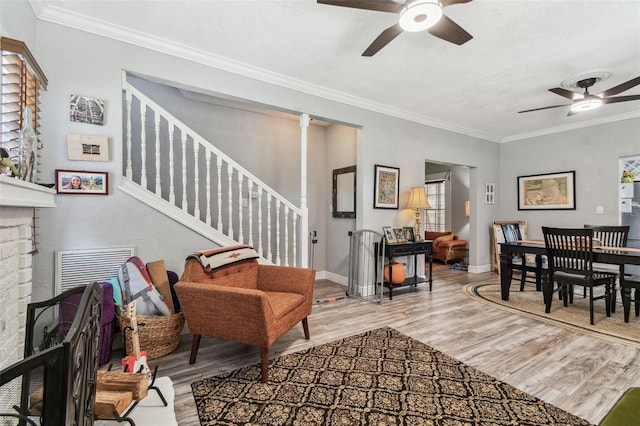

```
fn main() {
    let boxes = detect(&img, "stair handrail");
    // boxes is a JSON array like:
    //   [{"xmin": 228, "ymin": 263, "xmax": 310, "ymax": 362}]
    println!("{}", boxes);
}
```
[
  {"xmin": 122, "ymin": 74, "xmax": 306, "ymax": 266},
  {"xmin": 122, "ymin": 78, "xmax": 302, "ymax": 216}
]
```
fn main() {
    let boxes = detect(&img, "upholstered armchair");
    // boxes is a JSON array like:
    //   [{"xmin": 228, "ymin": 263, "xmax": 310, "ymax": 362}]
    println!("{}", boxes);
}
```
[
  {"xmin": 424, "ymin": 231, "xmax": 468, "ymax": 264},
  {"xmin": 174, "ymin": 245, "xmax": 316, "ymax": 382}
]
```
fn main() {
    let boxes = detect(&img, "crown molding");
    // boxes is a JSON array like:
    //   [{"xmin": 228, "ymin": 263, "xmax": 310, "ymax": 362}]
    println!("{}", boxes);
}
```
[
  {"xmin": 30, "ymin": 0, "xmax": 501, "ymax": 143},
  {"xmin": 501, "ymin": 110, "xmax": 640, "ymax": 143},
  {"xmin": 29, "ymin": 1, "xmax": 634, "ymax": 145}
]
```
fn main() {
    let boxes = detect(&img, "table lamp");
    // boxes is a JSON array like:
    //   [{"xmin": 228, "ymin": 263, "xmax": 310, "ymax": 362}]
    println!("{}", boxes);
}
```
[{"xmin": 407, "ymin": 187, "xmax": 431, "ymax": 241}]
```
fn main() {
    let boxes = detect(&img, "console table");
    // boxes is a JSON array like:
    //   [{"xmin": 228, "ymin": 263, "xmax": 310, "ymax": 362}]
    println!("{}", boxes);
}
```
[{"xmin": 376, "ymin": 240, "xmax": 433, "ymax": 300}]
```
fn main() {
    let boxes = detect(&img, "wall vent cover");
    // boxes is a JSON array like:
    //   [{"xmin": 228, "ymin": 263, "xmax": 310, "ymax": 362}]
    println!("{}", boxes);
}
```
[{"xmin": 55, "ymin": 246, "xmax": 136, "ymax": 294}]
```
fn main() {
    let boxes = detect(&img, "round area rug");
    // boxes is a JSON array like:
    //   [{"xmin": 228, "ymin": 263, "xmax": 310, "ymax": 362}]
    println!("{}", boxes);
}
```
[{"xmin": 464, "ymin": 279, "xmax": 640, "ymax": 348}]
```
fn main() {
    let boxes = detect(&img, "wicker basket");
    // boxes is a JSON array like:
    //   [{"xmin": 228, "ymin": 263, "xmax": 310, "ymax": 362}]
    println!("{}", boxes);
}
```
[{"xmin": 119, "ymin": 312, "xmax": 185, "ymax": 360}]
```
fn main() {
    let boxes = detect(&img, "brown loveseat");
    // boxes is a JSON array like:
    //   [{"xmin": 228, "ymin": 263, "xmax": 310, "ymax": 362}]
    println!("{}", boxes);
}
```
[
  {"xmin": 174, "ymin": 245, "xmax": 316, "ymax": 382},
  {"xmin": 424, "ymin": 231, "xmax": 467, "ymax": 264}
]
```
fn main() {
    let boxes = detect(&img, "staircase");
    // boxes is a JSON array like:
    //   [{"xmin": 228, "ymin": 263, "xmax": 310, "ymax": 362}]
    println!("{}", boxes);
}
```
[{"xmin": 119, "ymin": 75, "xmax": 308, "ymax": 266}]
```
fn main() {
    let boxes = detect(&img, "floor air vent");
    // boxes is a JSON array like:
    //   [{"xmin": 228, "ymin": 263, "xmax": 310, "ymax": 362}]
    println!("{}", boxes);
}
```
[{"xmin": 55, "ymin": 247, "xmax": 136, "ymax": 294}]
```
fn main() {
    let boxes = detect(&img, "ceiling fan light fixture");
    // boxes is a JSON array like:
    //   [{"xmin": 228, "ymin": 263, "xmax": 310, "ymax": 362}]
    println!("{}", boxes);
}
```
[
  {"xmin": 399, "ymin": 0, "xmax": 443, "ymax": 32},
  {"xmin": 570, "ymin": 96, "xmax": 603, "ymax": 112}
]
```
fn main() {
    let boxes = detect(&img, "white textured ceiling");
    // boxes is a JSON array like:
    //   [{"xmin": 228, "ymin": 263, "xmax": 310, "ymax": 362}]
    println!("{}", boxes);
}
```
[{"xmin": 31, "ymin": 0, "xmax": 640, "ymax": 142}]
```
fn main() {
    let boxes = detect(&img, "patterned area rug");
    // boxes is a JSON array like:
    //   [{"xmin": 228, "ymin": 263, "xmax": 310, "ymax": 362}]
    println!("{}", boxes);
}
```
[
  {"xmin": 191, "ymin": 327, "xmax": 590, "ymax": 425},
  {"xmin": 465, "ymin": 279, "xmax": 640, "ymax": 348}
]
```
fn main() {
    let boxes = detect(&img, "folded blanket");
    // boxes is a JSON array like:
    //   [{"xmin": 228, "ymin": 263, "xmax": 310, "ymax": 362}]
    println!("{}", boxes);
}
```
[{"xmin": 188, "ymin": 245, "xmax": 259, "ymax": 272}]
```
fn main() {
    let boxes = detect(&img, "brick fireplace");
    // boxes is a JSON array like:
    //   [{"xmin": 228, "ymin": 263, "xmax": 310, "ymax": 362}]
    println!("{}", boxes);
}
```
[{"xmin": 0, "ymin": 176, "xmax": 55, "ymax": 370}]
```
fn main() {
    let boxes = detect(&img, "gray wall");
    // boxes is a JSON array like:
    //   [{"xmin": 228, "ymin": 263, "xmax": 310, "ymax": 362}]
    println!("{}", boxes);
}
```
[
  {"xmin": 10, "ymin": 2, "xmax": 637, "ymax": 300},
  {"xmin": 0, "ymin": 3, "xmax": 503, "ymax": 301},
  {"xmin": 498, "ymin": 118, "xmax": 640, "ymax": 240},
  {"xmin": 325, "ymin": 124, "xmax": 357, "ymax": 279}
]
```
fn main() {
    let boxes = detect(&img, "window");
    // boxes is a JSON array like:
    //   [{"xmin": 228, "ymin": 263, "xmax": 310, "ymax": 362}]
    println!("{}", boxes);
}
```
[
  {"xmin": 1, "ymin": 37, "xmax": 47, "ymax": 179},
  {"xmin": 425, "ymin": 180, "xmax": 445, "ymax": 232}
]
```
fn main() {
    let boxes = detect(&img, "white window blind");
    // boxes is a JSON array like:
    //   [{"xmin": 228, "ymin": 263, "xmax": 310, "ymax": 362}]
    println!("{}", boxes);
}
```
[
  {"xmin": 425, "ymin": 181, "xmax": 445, "ymax": 232},
  {"xmin": 425, "ymin": 171, "xmax": 450, "ymax": 233},
  {"xmin": 1, "ymin": 37, "xmax": 47, "ymax": 178}
]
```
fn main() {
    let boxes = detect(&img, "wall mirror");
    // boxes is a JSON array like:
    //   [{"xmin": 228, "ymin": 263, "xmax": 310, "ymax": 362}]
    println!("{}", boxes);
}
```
[{"xmin": 333, "ymin": 165, "xmax": 356, "ymax": 218}]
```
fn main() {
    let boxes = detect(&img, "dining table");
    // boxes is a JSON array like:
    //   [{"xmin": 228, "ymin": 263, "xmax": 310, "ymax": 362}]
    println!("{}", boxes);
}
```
[{"xmin": 499, "ymin": 240, "xmax": 640, "ymax": 318}]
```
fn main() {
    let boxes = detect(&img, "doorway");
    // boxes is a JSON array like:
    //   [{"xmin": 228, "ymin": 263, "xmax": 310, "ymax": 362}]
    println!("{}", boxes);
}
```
[{"xmin": 424, "ymin": 161, "xmax": 470, "ymax": 242}]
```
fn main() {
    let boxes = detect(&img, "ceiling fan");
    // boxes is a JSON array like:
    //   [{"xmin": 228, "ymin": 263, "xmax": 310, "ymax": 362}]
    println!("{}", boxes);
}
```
[
  {"xmin": 317, "ymin": 0, "xmax": 473, "ymax": 57},
  {"xmin": 518, "ymin": 76, "xmax": 640, "ymax": 116}
]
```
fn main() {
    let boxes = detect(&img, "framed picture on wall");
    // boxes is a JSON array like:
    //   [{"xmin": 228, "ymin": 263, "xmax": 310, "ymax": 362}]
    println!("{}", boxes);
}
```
[
  {"xmin": 69, "ymin": 94, "xmax": 105, "ymax": 126},
  {"xmin": 374, "ymin": 164, "xmax": 400, "ymax": 209},
  {"xmin": 517, "ymin": 170, "xmax": 575, "ymax": 210},
  {"xmin": 56, "ymin": 169, "xmax": 109, "ymax": 195}
]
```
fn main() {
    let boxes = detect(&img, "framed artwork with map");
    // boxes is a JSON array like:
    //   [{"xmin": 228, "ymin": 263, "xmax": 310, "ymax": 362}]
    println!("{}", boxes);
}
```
[
  {"xmin": 374, "ymin": 164, "xmax": 400, "ymax": 209},
  {"xmin": 517, "ymin": 171, "xmax": 575, "ymax": 210}
]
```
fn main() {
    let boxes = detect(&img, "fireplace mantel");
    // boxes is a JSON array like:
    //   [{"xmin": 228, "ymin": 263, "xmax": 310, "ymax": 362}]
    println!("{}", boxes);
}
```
[{"xmin": 0, "ymin": 175, "xmax": 56, "ymax": 207}]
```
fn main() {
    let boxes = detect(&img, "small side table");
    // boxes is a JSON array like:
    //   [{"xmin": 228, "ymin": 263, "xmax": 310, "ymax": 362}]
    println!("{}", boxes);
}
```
[{"xmin": 376, "ymin": 240, "xmax": 433, "ymax": 300}]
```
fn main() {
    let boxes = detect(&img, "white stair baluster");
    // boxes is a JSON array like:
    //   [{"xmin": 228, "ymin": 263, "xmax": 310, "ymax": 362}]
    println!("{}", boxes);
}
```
[
  {"xmin": 227, "ymin": 164, "xmax": 234, "ymax": 238},
  {"xmin": 257, "ymin": 186, "xmax": 263, "ymax": 257},
  {"xmin": 181, "ymin": 131, "xmax": 188, "ymax": 211},
  {"xmin": 140, "ymin": 101, "xmax": 147, "ymax": 189},
  {"xmin": 154, "ymin": 113, "xmax": 161, "ymax": 195},
  {"xmin": 168, "ymin": 121, "xmax": 175, "ymax": 205},
  {"xmin": 193, "ymin": 143, "xmax": 200, "ymax": 220},
  {"xmin": 216, "ymin": 156, "xmax": 223, "ymax": 231},
  {"xmin": 205, "ymin": 150, "xmax": 212, "ymax": 226},
  {"xmin": 276, "ymin": 199, "xmax": 281, "ymax": 265},
  {"xmin": 267, "ymin": 193, "xmax": 272, "ymax": 262},
  {"xmin": 292, "ymin": 214, "xmax": 297, "ymax": 267},
  {"xmin": 237, "ymin": 173, "xmax": 244, "ymax": 243},
  {"xmin": 125, "ymin": 91, "xmax": 133, "ymax": 178},
  {"xmin": 283, "ymin": 207, "xmax": 289, "ymax": 266},
  {"xmin": 248, "ymin": 179, "xmax": 254, "ymax": 248}
]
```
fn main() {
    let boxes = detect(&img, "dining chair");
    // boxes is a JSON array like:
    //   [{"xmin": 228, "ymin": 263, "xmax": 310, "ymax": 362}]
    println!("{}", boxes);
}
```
[
  {"xmin": 620, "ymin": 274, "xmax": 640, "ymax": 323},
  {"xmin": 542, "ymin": 227, "xmax": 616, "ymax": 325},
  {"xmin": 583, "ymin": 225, "xmax": 629, "ymax": 312},
  {"xmin": 500, "ymin": 223, "xmax": 547, "ymax": 291}
]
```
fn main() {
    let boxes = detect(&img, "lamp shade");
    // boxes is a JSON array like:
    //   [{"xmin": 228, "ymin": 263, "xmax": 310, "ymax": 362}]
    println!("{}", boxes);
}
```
[{"xmin": 407, "ymin": 187, "xmax": 431, "ymax": 210}]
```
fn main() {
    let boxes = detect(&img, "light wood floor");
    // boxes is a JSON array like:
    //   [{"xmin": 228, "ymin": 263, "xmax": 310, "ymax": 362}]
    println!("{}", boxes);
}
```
[{"xmin": 149, "ymin": 268, "xmax": 640, "ymax": 425}]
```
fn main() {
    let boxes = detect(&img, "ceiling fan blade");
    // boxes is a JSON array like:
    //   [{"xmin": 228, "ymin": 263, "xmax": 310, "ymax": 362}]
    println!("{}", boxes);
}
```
[
  {"xmin": 362, "ymin": 24, "xmax": 403, "ymax": 56},
  {"xmin": 602, "ymin": 94, "xmax": 640, "ymax": 104},
  {"xmin": 427, "ymin": 15, "xmax": 472, "ymax": 45},
  {"xmin": 517, "ymin": 104, "xmax": 570, "ymax": 113},
  {"xmin": 317, "ymin": 0, "xmax": 403, "ymax": 13},
  {"xmin": 442, "ymin": 0, "xmax": 473, "ymax": 7},
  {"xmin": 549, "ymin": 87, "xmax": 578, "ymax": 100},
  {"xmin": 599, "ymin": 76, "xmax": 640, "ymax": 98}
]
